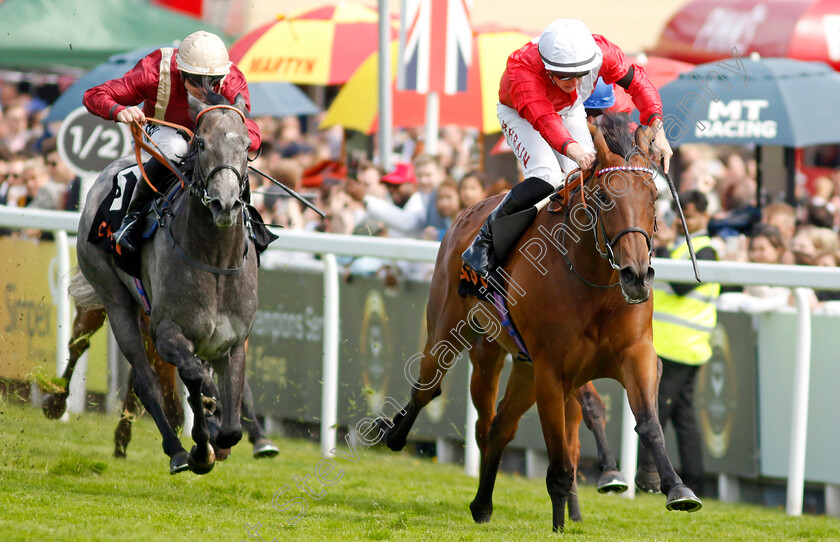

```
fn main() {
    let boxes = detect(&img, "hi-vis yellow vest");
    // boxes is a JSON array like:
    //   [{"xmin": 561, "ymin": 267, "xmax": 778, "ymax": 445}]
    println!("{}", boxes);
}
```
[{"xmin": 652, "ymin": 235, "xmax": 720, "ymax": 365}]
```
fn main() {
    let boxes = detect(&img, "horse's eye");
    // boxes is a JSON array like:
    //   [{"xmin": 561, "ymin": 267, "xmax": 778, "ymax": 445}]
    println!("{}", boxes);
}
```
[
  {"xmin": 196, "ymin": 139, "xmax": 205, "ymax": 151},
  {"xmin": 596, "ymin": 190, "xmax": 609, "ymax": 203}
]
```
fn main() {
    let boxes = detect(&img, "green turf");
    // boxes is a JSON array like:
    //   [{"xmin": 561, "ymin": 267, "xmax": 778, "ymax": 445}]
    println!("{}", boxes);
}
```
[{"xmin": 1, "ymin": 400, "xmax": 839, "ymax": 542}]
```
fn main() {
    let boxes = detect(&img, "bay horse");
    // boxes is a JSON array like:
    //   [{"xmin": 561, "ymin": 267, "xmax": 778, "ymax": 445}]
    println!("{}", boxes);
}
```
[
  {"xmin": 381, "ymin": 114, "xmax": 701, "ymax": 531},
  {"xmin": 72, "ymin": 91, "xmax": 257, "ymax": 474},
  {"xmin": 40, "ymin": 304, "xmax": 279, "ymax": 462}
]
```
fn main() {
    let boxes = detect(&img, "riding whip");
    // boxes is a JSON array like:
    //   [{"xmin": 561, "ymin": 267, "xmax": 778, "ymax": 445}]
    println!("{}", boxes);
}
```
[
  {"xmin": 664, "ymin": 170, "xmax": 701, "ymax": 282},
  {"xmin": 248, "ymin": 165, "xmax": 326, "ymax": 218}
]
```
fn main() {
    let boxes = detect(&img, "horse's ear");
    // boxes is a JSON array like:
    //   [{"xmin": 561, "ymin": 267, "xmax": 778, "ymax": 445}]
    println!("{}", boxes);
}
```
[
  {"xmin": 635, "ymin": 125, "xmax": 660, "ymax": 163},
  {"xmin": 187, "ymin": 91, "xmax": 209, "ymax": 121},
  {"xmin": 591, "ymin": 121, "xmax": 610, "ymax": 166},
  {"xmin": 232, "ymin": 93, "xmax": 248, "ymax": 117}
]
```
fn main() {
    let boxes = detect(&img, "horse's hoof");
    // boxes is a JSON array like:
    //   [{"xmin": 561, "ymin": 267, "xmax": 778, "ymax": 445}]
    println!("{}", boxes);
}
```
[
  {"xmin": 170, "ymin": 450, "xmax": 189, "ymax": 474},
  {"xmin": 666, "ymin": 484, "xmax": 702, "ymax": 512},
  {"xmin": 187, "ymin": 444, "xmax": 216, "ymax": 475},
  {"xmin": 253, "ymin": 439, "xmax": 280, "ymax": 459},
  {"xmin": 41, "ymin": 394, "xmax": 67, "ymax": 419},
  {"xmin": 215, "ymin": 446, "xmax": 231, "ymax": 461},
  {"xmin": 114, "ymin": 447, "xmax": 127, "ymax": 459},
  {"xmin": 597, "ymin": 470, "xmax": 629, "ymax": 494},
  {"xmin": 635, "ymin": 468, "xmax": 661, "ymax": 494},
  {"xmin": 469, "ymin": 499, "xmax": 493, "ymax": 523},
  {"xmin": 216, "ymin": 429, "xmax": 242, "ymax": 450},
  {"xmin": 377, "ymin": 419, "xmax": 407, "ymax": 452}
]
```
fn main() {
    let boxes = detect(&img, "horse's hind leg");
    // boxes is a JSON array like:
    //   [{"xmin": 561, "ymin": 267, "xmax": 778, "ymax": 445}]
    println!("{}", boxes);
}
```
[
  {"xmin": 621, "ymin": 349, "xmax": 701, "ymax": 512},
  {"xmin": 380, "ymin": 294, "xmax": 473, "ymax": 452},
  {"xmin": 105, "ymin": 303, "xmax": 188, "ymax": 474},
  {"xmin": 114, "ymin": 366, "xmax": 139, "ymax": 458},
  {"xmin": 42, "ymin": 307, "xmax": 107, "ymax": 419},
  {"xmin": 575, "ymin": 382, "xmax": 628, "ymax": 493},
  {"xmin": 471, "ymin": 358, "xmax": 535, "ymax": 524},
  {"xmin": 241, "ymin": 378, "xmax": 279, "ymax": 458},
  {"xmin": 565, "ymin": 396, "xmax": 583, "ymax": 523}
]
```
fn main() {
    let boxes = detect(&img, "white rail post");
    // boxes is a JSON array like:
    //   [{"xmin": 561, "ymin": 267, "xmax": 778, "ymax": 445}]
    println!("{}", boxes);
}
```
[
  {"xmin": 54, "ymin": 230, "xmax": 73, "ymax": 420},
  {"xmin": 464, "ymin": 360, "xmax": 479, "ymax": 477},
  {"xmin": 620, "ymin": 390, "xmax": 638, "ymax": 499},
  {"xmin": 321, "ymin": 253, "xmax": 340, "ymax": 456},
  {"xmin": 786, "ymin": 288, "xmax": 812, "ymax": 516}
]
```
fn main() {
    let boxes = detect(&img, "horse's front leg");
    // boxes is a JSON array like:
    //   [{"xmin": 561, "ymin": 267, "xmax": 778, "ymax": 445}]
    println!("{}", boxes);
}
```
[
  {"xmin": 574, "ymin": 382, "xmax": 628, "ymax": 493},
  {"xmin": 155, "ymin": 319, "xmax": 215, "ymax": 475},
  {"xmin": 621, "ymin": 346, "xmax": 701, "ymax": 512},
  {"xmin": 43, "ymin": 307, "xmax": 107, "ymax": 419},
  {"xmin": 533, "ymin": 353, "xmax": 575, "ymax": 532},
  {"xmin": 213, "ymin": 342, "xmax": 246, "ymax": 450}
]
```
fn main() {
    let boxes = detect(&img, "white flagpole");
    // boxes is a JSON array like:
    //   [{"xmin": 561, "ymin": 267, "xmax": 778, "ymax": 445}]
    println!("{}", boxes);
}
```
[{"xmin": 378, "ymin": 0, "xmax": 393, "ymax": 171}]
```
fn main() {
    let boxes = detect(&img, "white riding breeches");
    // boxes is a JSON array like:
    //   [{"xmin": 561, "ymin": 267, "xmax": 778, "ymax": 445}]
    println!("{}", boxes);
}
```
[
  {"xmin": 141, "ymin": 124, "xmax": 190, "ymax": 163},
  {"xmin": 497, "ymin": 102, "xmax": 595, "ymax": 189}
]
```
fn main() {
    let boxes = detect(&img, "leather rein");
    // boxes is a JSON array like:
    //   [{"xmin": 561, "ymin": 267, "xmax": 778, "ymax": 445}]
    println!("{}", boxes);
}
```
[{"xmin": 549, "ymin": 164, "xmax": 656, "ymax": 289}]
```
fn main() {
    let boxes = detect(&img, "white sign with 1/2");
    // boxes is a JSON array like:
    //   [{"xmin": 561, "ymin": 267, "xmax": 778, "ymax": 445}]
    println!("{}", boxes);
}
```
[{"xmin": 57, "ymin": 106, "xmax": 132, "ymax": 178}]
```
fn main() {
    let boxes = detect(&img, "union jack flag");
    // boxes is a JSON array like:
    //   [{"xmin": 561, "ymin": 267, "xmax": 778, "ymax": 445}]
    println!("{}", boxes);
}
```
[{"xmin": 398, "ymin": 0, "xmax": 473, "ymax": 95}]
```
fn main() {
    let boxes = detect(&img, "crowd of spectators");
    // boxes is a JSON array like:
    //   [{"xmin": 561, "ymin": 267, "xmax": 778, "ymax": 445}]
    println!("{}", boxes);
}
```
[{"xmin": 3, "ymin": 77, "xmax": 840, "ymax": 303}]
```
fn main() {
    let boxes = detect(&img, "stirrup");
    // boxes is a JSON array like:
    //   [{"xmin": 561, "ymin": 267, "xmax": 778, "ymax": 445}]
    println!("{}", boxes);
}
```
[{"xmin": 114, "ymin": 217, "xmax": 138, "ymax": 252}]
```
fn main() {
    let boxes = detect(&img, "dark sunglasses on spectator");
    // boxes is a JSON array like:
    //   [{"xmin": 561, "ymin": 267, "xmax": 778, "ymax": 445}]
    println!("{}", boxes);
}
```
[{"xmin": 550, "ymin": 71, "xmax": 588, "ymax": 81}]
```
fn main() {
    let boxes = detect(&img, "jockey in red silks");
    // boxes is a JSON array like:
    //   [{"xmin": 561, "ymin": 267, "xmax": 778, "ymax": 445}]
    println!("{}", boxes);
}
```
[
  {"xmin": 83, "ymin": 31, "xmax": 262, "ymax": 253},
  {"xmin": 462, "ymin": 18, "xmax": 672, "ymax": 279}
]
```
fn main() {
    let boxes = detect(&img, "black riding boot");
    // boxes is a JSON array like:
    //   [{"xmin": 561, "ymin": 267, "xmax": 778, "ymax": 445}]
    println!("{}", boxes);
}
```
[
  {"xmin": 461, "ymin": 177, "xmax": 554, "ymax": 278},
  {"xmin": 113, "ymin": 159, "xmax": 170, "ymax": 253}
]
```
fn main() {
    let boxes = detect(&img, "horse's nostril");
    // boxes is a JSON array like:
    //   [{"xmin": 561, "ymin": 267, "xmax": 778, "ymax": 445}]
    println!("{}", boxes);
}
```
[
  {"xmin": 209, "ymin": 200, "xmax": 223, "ymax": 215},
  {"xmin": 645, "ymin": 267, "xmax": 656, "ymax": 282},
  {"xmin": 619, "ymin": 267, "xmax": 636, "ymax": 284}
]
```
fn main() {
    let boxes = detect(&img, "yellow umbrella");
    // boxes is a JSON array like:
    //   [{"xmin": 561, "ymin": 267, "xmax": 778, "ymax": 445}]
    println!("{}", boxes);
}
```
[
  {"xmin": 229, "ymin": 2, "xmax": 398, "ymax": 85},
  {"xmin": 321, "ymin": 27, "xmax": 534, "ymax": 133}
]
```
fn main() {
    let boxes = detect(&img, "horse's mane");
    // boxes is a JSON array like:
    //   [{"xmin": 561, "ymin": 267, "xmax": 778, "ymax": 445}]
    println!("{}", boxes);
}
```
[{"xmin": 597, "ymin": 113, "xmax": 635, "ymax": 158}]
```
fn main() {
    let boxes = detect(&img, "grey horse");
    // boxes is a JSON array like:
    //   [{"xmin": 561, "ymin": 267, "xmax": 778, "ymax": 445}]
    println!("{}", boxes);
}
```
[{"xmin": 73, "ymin": 92, "xmax": 257, "ymax": 474}]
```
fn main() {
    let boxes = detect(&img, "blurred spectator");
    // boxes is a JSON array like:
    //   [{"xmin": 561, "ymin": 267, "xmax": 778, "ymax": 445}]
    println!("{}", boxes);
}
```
[
  {"xmin": 457, "ymin": 170, "xmax": 488, "ymax": 209},
  {"xmin": 761, "ymin": 202, "xmax": 796, "ymax": 264},
  {"xmin": 487, "ymin": 177, "xmax": 514, "ymax": 198},
  {"xmin": 41, "ymin": 137, "xmax": 80, "ymax": 211},
  {"xmin": 0, "ymin": 144, "xmax": 13, "ymax": 205},
  {"xmin": 3, "ymin": 152, "xmax": 28, "ymax": 207},
  {"xmin": 265, "ymin": 159, "xmax": 305, "ymax": 230},
  {"xmin": 350, "ymin": 162, "xmax": 425, "ymax": 237},
  {"xmin": 413, "ymin": 153, "xmax": 447, "ymax": 231},
  {"xmin": 423, "ymin": 179, "xmax": 460, "ymax": 241},
  {"xmin": 24, "ymin": 156, "xmax": 62, "ymax": 209},
  {"xmin": 717, "ymin": 224, "xmax": 795, "ymax": 313},
  {"xmin": 791, "ymin": 225, "xmax": 837, "ymax": 266},
  {"xmin": 804, "ymin": 175, "xmax": 837, "ymax": 229},
  {"xmin": 1, "ymin": 103, "xmax": 33, "ymax": 153}
]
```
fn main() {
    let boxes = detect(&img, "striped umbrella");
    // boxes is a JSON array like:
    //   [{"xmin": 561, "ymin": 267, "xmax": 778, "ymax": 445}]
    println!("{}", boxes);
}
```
[
  {"xmin": 320, "ymin": 27, "xmax": 534, "ymax": 134},
  {"xmin": 229, "ymin": 2, "xmax": 398, "ymax": 85}
]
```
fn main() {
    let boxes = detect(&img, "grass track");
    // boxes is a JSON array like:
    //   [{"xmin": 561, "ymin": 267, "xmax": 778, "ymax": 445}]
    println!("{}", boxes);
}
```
[{"xmin": 1, "ymin": 401, "xmax": 839, "ymax": 541}]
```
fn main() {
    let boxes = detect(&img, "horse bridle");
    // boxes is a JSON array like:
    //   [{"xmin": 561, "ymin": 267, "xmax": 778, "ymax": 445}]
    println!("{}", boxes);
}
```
[
  {"xmin": 190, "ymin": 105, "xmax": 249, "ymax": 208},
  {"xmin": 561, "ymin": 165, "xmax": 656, "ymax": 288}
]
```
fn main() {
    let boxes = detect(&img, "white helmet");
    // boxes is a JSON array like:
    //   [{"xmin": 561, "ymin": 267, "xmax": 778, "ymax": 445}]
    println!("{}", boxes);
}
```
[
  {"xmin": 177, "ymin": 31, "xmax": 231, "ymax": 77},
  {"xmin": 537, "ymin": 19, "xmax": 599, "ymax": 74}
]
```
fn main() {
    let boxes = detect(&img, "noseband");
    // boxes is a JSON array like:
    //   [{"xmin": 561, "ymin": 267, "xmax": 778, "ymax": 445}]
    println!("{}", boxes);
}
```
[
  {"xmin": 593, "ymin": 166, "xmax": 655, "ymax": 271},
  {"xmin": 190, "ymin": 105, "xmax": 248, "ymax": 207},
  {"xmin": 558, "ymin": 165, "xmax": 656, "ymax": 288}
]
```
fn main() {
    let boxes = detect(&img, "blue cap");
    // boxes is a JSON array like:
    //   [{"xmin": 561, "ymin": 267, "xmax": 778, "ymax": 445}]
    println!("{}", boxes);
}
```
[{"xmin": 584, "ymin": 77, "xmax": 616, "ymax": 109}]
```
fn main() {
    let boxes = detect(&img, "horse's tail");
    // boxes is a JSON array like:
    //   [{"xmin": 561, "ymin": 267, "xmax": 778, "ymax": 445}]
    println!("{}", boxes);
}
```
[{"xmin": 69, "ymin": 267, "xmax": 104, "ymax": 310}]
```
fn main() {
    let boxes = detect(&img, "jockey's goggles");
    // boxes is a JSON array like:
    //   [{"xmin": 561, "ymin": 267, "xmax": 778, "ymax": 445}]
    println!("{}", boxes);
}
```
[
  {"xmin": 183, "ymin": 73, "xmax": 224, "ymax": 88},
  {"xmin": 550, "ymin": 71, "xmax": 588, "ymax": 81}
]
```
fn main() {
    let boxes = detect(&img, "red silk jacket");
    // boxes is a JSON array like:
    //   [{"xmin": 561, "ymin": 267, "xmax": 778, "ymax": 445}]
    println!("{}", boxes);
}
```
[
  {"xmin": 499, "ymin": 35, "xmax": 662, "ymax": 155},
  {"xmin": 83, "ymin": 48, "xmax": 261, "ymax": 151}
]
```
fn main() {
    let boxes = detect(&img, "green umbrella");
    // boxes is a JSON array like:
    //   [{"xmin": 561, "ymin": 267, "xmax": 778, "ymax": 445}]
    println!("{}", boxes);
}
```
[{"xmin": 0, "ymin": 0, "xmax": 230, "ymax": 72}]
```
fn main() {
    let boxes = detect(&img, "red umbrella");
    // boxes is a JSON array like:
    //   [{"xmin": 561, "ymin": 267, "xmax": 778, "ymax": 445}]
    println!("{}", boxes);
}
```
[
  {"xmin": 650, "ymin": 0, "xmax": 840, "ymax": 70},
  {"xmin": 229, "ymin": 2, "xmax": 398, "ymax": 85}
]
